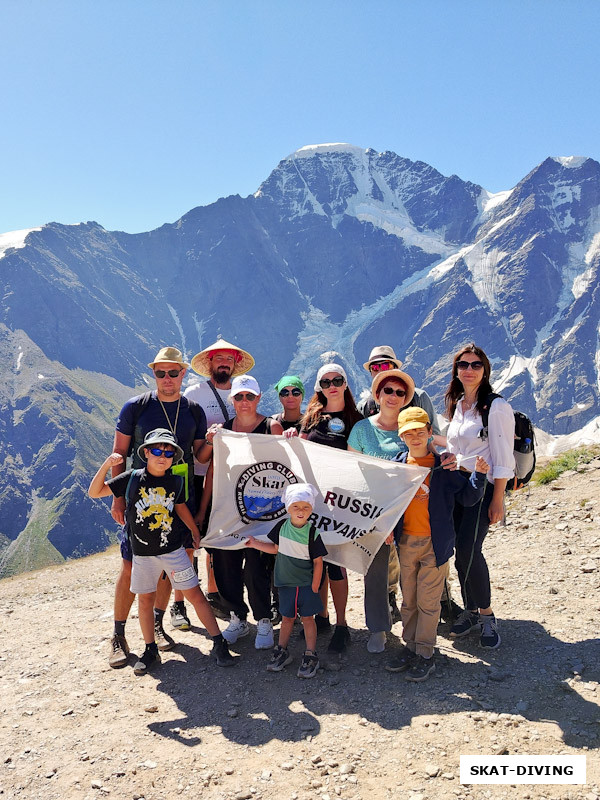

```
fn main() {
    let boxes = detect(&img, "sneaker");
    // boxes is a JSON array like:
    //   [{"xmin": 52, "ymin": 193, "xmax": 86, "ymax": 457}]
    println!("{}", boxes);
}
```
[
  {"xmin": 405, "ymin": 655, "xmax": 436, "ymax": 682},
  {"xmin": 170, "ymin": 602, "xmax": 191, "ymax": 631},
  {"xmin": 108, "ymin": 633, "xmax": 130, "ymax": 668},
  {"xmin": 439, "ymin": 598, "xmax": 464, "ymax": 624},
  {"xmin": 297, "ymin": 650, "xmax": 319, "ymax": 679},
  {"xmin": 154, "ymin": 622, "xmax": 176, "ymax": 652},
  {"xmin": 389, "ymin": 592, "xmax": 402, "ymax": 624},
  {"xmin": 266, "ymin": 644, "xmax": 293, "ymax": 672},
  {"xmin": 207, "ymin": 592, "xmax": 229, "ymax": 620},
  {"xmin": 211, "ymin": 637, "xmax": 236, "ymax": 667},
  {"xmin": 271, "ymin": 603, "xmax": 282, "ymax": 625},
  {"xmin": 479, "ymin": 614, "xmax": 501, "ymax": 649},
  {"xmin": 449, "ymin": 609, "xmax": 480, "ymax": 639},
  {"xmin": 315, "ymin": 614, "xmax": 332, "ymax": 634},
  {"xmin": 385, "ymin": 646, "xmax": 418, "ymax": 673},
  {"xmin": 327, "ymin": 624, "xmax": 351, "ymax": 654},
  {"xmin": 222, "ymin": 612, "xmax": 251, "ymax": 644},
  {"xmin": 255, "ymin": 618, "xmax": 275, "ymax": 650},
  {"xmin": 133, "ymin": 647, "xmax": 161, "ymax": 676},
  {"xmin": 367, "ymin": 631, "xmax": 387, "ymax": 653}
]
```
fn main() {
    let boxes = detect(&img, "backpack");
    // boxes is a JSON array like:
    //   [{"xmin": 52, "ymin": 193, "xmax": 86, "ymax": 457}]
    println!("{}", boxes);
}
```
[{"xmin": 481, "ymin": 393, "xmax": 536, "ymax": 490}]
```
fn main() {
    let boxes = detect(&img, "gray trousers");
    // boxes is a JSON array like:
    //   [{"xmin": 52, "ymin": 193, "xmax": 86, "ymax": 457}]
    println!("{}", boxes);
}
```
[{"xmin": 364, "ymin": 543, "xmax": 392, "ymax": 633}]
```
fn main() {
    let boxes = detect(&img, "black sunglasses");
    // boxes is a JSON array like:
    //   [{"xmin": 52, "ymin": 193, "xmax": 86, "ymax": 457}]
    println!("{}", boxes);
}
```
[
  {"xmin": 148, "ymin": 447, "xmax": 176, "ymax": 458},
  {"xmin": 233, "ymin": 392, "xmax": 258, "ymax": 401},
  {"xmin": 319, "ymin": 376, "xmax": 345, "ymax": 389},
  {"xmin": 381, "ymin": 386, "xmax": 406, "ymax": 397},
  {"xmin": 154, "ymin": 369, "xmax": 182, "ymax": 379},
  {"xmin": 456, "ymin": 360, "xmax": 484, "ymax": 371},
  {"xmin": 279, "ymin": 388, "xmax": 303, "ymax": 397}
]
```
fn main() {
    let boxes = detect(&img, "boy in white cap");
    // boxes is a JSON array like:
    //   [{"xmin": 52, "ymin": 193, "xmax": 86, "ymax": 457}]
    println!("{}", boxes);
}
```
[{"xmin": 245, "ymin": 483, "xmax": 327, "ymax": 679}]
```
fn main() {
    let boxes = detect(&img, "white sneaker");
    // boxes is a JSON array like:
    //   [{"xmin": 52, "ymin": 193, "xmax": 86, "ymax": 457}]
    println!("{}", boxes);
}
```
[
  {"xmin": 222, "ymin": 612, "xmax": 251, "ymax": 644},
  {"xmin": 367, "ymin": 631, "xmax": 387, "ymax": 653},
  {"xmin": 255, "ymin": 618, "xmax": 274, "ymax": 650}
]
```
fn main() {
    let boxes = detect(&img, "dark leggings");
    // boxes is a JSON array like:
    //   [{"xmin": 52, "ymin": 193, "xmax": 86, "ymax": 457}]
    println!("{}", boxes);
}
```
[
  {"xmin": 211, "ymin": 548, "xmax": 273, "ymax": 622},
  {"xmin": 453, "ymin": 481, "xmax": 493, "ymax": 610}
]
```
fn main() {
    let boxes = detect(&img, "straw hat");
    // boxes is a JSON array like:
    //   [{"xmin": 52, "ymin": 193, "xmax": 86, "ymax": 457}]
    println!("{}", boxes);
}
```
[
  {"xmin": 190, "ymin": 338, "xmax": 255, "ymax": 377},
  {"xmin": 363, "ymin": 345, "xmax": 403, "ymax": 371},
  {"xmin": 148, "ymin": 346, "xmax": 189, "ymax": 369}
]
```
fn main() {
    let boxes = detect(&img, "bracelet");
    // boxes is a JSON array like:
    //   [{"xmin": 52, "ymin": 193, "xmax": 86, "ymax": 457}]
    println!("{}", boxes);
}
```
[{"xmin": 206, "ymin": 439, "xmax": 213, "ymax": 446}]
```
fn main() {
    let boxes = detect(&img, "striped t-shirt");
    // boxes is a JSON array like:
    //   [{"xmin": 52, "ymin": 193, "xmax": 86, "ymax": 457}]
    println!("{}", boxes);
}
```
[{"xmin": 267, "ymin": 519, "xmax": 327, "ymax": 588}]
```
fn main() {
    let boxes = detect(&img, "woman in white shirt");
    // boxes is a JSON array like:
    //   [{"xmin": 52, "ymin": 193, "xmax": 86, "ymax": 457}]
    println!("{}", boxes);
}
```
[{"xmin": 444, "ymin": 344, "xmax": 514, "ymax": 649}]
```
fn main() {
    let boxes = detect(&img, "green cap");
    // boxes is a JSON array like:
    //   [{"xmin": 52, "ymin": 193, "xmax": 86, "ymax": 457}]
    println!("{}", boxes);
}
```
[{"xmin": 274, "ymin": 375, "xmax": 305, "ymax": 397}]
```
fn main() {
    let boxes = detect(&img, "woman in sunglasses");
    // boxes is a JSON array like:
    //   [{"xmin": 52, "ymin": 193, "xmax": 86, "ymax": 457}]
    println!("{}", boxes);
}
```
[
  {"xmin": 347, "ymin": 368, "xmax": 415, "ymax": 653},
  {"xmin": 444, "ymin": 343, "xmax": 514, "ymax": 650},
  {"xmin": 273, "ymin": 375, "xmax": 305, "ymax": 432}
]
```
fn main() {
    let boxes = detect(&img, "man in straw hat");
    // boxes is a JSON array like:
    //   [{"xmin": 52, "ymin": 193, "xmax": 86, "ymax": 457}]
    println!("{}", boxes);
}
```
[{"xmin": 107, "ymin": 346, "xmax": 208, "ymax": 668}]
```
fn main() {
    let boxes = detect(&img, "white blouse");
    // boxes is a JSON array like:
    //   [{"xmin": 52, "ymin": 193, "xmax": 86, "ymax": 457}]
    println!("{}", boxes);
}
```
[{"xmin": 446, "ymin": 397, "xmax": 515, "ymax": 484}]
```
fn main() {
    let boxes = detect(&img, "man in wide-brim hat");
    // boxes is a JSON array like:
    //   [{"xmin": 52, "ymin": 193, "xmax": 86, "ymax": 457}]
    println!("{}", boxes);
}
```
[{"xmin": 190, "ymin": 338, "xmax": 254, "ymax": 378}]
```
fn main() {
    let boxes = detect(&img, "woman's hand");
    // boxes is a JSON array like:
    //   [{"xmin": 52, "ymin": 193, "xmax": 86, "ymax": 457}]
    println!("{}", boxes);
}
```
[
  {"xmin": 206, "ymin": 423, "xmax": 223, "ymax": 445},
  {"xmin": 283, "ymin": 428, "xmax": 299, "ymax": 439},
  {"xmin": 488, "ymin": 495, "xmax": 504, "ymax": 525}
]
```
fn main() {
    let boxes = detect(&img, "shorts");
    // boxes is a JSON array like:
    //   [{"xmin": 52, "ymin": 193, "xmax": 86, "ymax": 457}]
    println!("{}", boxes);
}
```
[
  {"xmin": 322, "ymin": 560, "xmax": 346, "ymax": 582},
  {"xmin": 278, "ymin": 585, "xmax": 323, "ymax": 619},
  {"xmin": 130, "ymin": 548, "xmax": 199, "ymax": 594}
]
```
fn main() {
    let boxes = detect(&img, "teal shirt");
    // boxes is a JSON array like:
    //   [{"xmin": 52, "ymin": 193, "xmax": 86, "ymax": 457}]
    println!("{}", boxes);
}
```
[{"xmin": 348, "ymin": 416, "xmax": 407, "ymax": 459}]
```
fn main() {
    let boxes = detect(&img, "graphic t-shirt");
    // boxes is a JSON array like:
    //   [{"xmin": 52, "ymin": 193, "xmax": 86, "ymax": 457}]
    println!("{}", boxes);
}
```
[
  {"xmin": 301, "ymin": 416, "xmax": 352, "ymax": 449},
  {"xmin": 402, "ymin": 453, "xmax": 435, "ymax": 537},
  {"xmin": 267, "ymin": 519, "xmax": 328, "ymax": 588},
  {"xmin": 107, "ymin": 469, "xmax": 185, "ymax": 556}
]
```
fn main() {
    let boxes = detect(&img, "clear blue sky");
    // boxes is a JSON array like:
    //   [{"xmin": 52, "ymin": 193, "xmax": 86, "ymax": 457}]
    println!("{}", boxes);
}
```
[{"xmin": 1, "ymin": 0, "xmax": 598, "ymax": 234}]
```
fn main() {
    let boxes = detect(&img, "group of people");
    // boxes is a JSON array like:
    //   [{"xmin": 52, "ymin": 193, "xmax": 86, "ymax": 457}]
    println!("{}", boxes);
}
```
[{"xmin": 89, "ymin": 337, "xmax": 515, "ymax": 680}]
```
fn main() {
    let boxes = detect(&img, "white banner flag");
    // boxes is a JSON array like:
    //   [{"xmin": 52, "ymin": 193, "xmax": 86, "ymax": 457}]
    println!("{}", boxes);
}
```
[{"xmin": 201, "ymin": 430, "xmax": 428, "ymax": 575}]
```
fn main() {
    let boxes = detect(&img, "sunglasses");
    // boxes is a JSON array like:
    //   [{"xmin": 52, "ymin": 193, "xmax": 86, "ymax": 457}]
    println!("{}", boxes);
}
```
[
  {"xmin": 319, "ymin": 376, "xmax": 345, "ymax": 389},
  {"xmin": 370, "ymin": 361, "xmax": 394, "ymax": 372},
  {"xmin": 154, "ymin": 369, "xmax": 182, "ymax": 379},
  {"xmin": 279, "ymin": 388, "xmax": 303, "ymax": 397},
  {"xmin": 381, "ymin": 386, "xmax": 406, "ymax": 397},
  {"xmin": 456, "ymin": 360, "xmax": 484, "ymax": 371},
  {"xmin": 148, "ymin": 447, "xmax": 176, "ymax": 458},
  {"xmin": 233, "ymin": 392, "xmax": 258, "ymax": 401}
]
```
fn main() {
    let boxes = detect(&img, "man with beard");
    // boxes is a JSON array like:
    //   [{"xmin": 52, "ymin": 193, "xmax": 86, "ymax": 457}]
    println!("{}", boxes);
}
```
[{"xmin": 184, "ymin": 338, "xmax": 255, "ymax": 612}]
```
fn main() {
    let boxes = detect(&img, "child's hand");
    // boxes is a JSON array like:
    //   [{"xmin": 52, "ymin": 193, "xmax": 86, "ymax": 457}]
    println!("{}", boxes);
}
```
[
  {"xmin": 311, "ymin": 579, "xmax": 320, "ymax": 594},
  {"xmin": 475, "ymin": 456, "xmax": 489, "ymax": 474},
  {"xmin": 245, "ymin": 536, "xmax": 257, "ymax": 548},
  {"xmin": 105, "ymin": 453, "xmax": 124, "ymax": 468}
]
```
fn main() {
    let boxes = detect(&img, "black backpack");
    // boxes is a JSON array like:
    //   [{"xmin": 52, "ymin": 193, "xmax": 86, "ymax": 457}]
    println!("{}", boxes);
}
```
[{"xmin": 480, "ymin": 393, "xmax": 536, "ymax": 490}]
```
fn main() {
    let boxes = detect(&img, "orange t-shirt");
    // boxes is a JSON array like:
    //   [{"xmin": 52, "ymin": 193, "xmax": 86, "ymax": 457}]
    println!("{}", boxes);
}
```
[{"xmin": 402, "ymin": 453, "xmax": 435, "ymax": 537}]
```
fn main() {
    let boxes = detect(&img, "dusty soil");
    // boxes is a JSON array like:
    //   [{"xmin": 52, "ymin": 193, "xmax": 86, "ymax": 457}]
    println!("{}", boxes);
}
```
[{"xmin": 0, "ymin": 464, "xmax": 599, "ymax": 800}]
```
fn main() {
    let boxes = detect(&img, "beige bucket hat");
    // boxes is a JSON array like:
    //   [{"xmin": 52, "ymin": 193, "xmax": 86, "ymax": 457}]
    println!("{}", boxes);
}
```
[
  {"xmin": 148, "ymin": 346, "xmax": 189, "ymax": 369},
  {"xmin": 190, "ymin": 338, "xmax": 255, "ymax": 377},
  {"xmin": 363, "ymin": 345, "xmax": 403, "ymax": 371}
]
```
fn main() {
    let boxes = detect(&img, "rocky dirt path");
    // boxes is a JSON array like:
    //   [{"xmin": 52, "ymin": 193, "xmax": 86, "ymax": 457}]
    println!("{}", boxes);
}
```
[{"xmin": 0, "ymin": 463, "xmax": 598, "ymax": 800}]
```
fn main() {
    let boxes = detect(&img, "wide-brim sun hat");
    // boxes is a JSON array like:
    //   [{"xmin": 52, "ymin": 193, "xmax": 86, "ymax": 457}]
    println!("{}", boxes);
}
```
[
  {"xmin": 397, "ymin": 406, "xmax": 430, "ymax": 436},
  {"xmin": 314, "ymin": 363, "xmax": 348, "ymax": 392},
  {"xmin": 363, "ymin": 345, "xmax": 403, "ymax": 372},
  {"xmin": 229, "ymin": 374, "xmax": 261, "ymax": 400},
  {"xmin": 148, "ymin": 346, "xmax": 189, "ymax": 369},
  {"xmin": 190, "ymin": 338, "xmax": 255, "ymax": 377},
  {"xmin": 371, "ymin": 368, "xmax": 415, "ymax": 405},
  {"xmin": 137, "ymin": 427, "xmax": 184, "ymax": 463}
]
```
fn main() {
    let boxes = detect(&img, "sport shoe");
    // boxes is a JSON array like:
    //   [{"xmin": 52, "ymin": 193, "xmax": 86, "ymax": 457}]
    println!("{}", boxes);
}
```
[
  {"xmin": 385, "ymin": 645, "xmax": 417, "ymax": 673},
  {"xmin": 211, "ymin": 637, "xmax": 236, "ymax": 667},
  {"xmin": 439, "ymin": 598, "xmax": 464, "ymax": 624},
  {"xmin": 207, "ymin": 592, "xmax": 229, "ymax": 620},
  {"xmin": 297, "ymin": 650, "xmax": 319, "ymax": 679},
  {"xmin": 170, "ymin": 602, "xmax": 191, "ymax": 631},
  {"xmin": 327, "ymin": 624, "xmax": 351, "ymax": 654},
  {"xmin": 154, "ymin": 622, "xmax": 176, "ymax": 652},
  {"xmin": 479, "ymin": 614, "xmax": 501, "ymax": 649},
  {"xmin": 389, "ymin": 592, "xmax": 402, "ymax": 624},
  {"xmin": 315, "ymin": 614, "xmax": 332, "ymax": 633},
  {"xmin": 449, "ymin": 609, "xmax": 480, "ymax": 639},
  {"xmin": 266, "ymin": 644, "xmax": 293, "ymax": 672},
  {"xmin": 255, "ymin": 618, "xmax": 275, "ymax": 650},
  {"xmin": 405, "ymin": 655, "xmax": 436, "ymax": 682},
  {"xmin": 271, "ymin": 602, "xmax": 282, "ymax": 625},
  {"xmin": 367, "ymin": 631, "xmax": 387, "ymax": 653},
  {"xmin": 108, "ymin": 633, "xmax": 130, "ymax": 668},
  {"xmin": 133, "ymin": 646, "xmax": 161, "ymax": 676},
  {"xmin": 222, "ymin": 612, "xmax": 251, "ymax": 644}
]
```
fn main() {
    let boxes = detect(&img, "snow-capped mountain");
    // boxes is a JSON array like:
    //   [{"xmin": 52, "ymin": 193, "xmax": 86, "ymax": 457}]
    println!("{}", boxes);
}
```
[{"xmin": 1, "ymin": 143, "xmax": 599, "ymax": 575}]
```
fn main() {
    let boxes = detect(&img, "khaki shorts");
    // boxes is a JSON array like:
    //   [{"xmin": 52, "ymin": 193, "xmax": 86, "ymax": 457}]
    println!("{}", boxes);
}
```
[{"xmin": 130, "ymin": 548, "xmax": 199, "ymax": 595}]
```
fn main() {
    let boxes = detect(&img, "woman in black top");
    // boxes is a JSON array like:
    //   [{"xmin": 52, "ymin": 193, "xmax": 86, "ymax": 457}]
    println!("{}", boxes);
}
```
[{"xmin": 272, "ymin": 375, "xmax": 305, "ymax": 433}]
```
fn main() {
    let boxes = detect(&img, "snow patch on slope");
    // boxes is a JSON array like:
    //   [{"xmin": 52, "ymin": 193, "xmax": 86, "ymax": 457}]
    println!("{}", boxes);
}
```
[
  {"xmin": 552, "ymin": 156, "xmax": 588, "ymax": 169},
  {"xmin": 0, "ymin": 228, "xmax": 42, "ymax": 260}
]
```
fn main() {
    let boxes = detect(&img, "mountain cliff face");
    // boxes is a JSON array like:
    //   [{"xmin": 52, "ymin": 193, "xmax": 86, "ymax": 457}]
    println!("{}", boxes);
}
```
[{"xmin": 1, "ymin": 144, "xmax": 599, "ymax": 575}]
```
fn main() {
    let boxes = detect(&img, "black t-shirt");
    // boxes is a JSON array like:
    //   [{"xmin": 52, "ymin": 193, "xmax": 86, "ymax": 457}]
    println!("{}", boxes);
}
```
[
  {"xmin": 300, "ymin": 415, "xmax": 352, "ymax": 449},
  {"xmin": 273, "ymin": 412, "xmax": 302, "ymax": 433},
  {"xmin": 107, "ymin": 469, "xmax": 185, "ymax": 556},
  {"xmin": 223, "ymin": 417, "xmax": 275, "ymax": 434}
]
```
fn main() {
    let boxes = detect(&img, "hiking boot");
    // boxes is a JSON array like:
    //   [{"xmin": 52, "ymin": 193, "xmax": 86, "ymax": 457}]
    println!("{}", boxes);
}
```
[
  {"xmin": 315, "ymin": 614, "xmax": 332, "ymax": 634},
  {"xmin": 405, "ymin": 654, "xmax": 436, "ymax": 682},
  {"xmin": 297, "ymin": 650, "xmax": 319, "ymax": 679},
  {"xmin": 211, "ymin": 637, "xmax": 236, "ymax": 667},
  {"xmin": 108, "ymin": 633, "xmax": 130, "ymax": 668},
  {"xmin": 154, "ymin": 623, "xmax": 176, "ymax": 651},
  {"xmin": 170, "ymin": 602, "xmax": 191, "ymax": 631},
  {"xmin": 385, "ymin": 646, "xmax": 417, "ymax": 673},
  {"xmin": 133, "ymin": 646, "xmax": 161, "ymax": 676},
  {"xmin": 266, "ymin": 644, "xmax": 293, "ymax": 672},
  {"xmin": 255, "ymin": 618, "xmax": 275, "ymax": 650},
  {"xmin": 389, "ymin": 592, "xmax": 402, "ymax": 624},
  {"xmin": 367, "ymin": 631, "xmax": 387, "ymax": 653},
  {"xmin": 439, "ymin": 598, "xmax": 464, "ymax": 624},
  {"xmin": 479, "ymin": 613, "xmax": 501, "ymax": 649},
  {"xmin": 222, "ymin": 612, "xmax": 251, "ymax": 644},
  {"xmin": 449, "ymin": 609, "xmax": 480, "ymax": 639},
  {"xmin": 327, "ymin": 624, "xmax": 351, "ymax": 654}
]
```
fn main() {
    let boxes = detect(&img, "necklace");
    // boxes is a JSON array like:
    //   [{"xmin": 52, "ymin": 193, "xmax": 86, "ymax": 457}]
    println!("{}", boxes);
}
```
[{"xmin": 158, "ymin": 395, "xmax": 181, "ymax": 437}]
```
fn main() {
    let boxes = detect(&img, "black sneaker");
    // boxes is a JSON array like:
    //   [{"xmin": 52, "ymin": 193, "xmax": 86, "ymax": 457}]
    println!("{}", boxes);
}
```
[
  {"xmin": 271, "ymin": 603, "xmax": 282, "ymax": 625},
  {"xmin": 207, "ymin": 593, "xmax": 229, "ymax": 621},
  {"xmin": 327, "ymin": 624, "xmax": 351, "ymax": 653},
  {"xmin": 133, "ymin": 646, "xmax": 161, "ymax": 676},
  {"xmin": 389, "ymin": 592, "xmax": 402, "ymax": 624},
  {"xmin": 170, "ymin": 602, "xmax": 191, "ymax": 631},
  {"xmin": 479, "ymin": 614, "xmax": 501, "ymax": 649},
  {"xmin": 211, "ymin": 637, "xmax": 236, "ymax": 667},
  {"xmin": 297, "ymin": 650, "xmax": 319, "ymax": 679},
  {"xmin": 405, "ymin": 655, "xmax": 436, "ymax": 682},
  {"xmin": 439, "ymin": 598, "xmax": 464, "ymax": 624},
  {"xmin": 266, "ymin": 644, "xmax": 293, "ymax": 672},
  {"xmin": 385, "ymin": 646, "xmax": 418, "ymax": 673},
  {"xmin": 449, "ymin": 609, "xmax": 480, "ymax": 639},
  {"xmin": 315, "ymin": 614, "xmax": 332, "ymax": 634}
]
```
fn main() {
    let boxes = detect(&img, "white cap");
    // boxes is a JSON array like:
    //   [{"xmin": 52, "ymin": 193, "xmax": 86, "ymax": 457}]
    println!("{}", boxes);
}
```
[
  {"xmin": 282, "ymin": 482, "xmax": 319, "ymax": 510},
  {"xmin": 314, "ymin": 363, "xmax": 347, "ymax": 392},
  {"xmin": 229, "ymin": 374, "xmax": 261, "ymax": 400}
]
